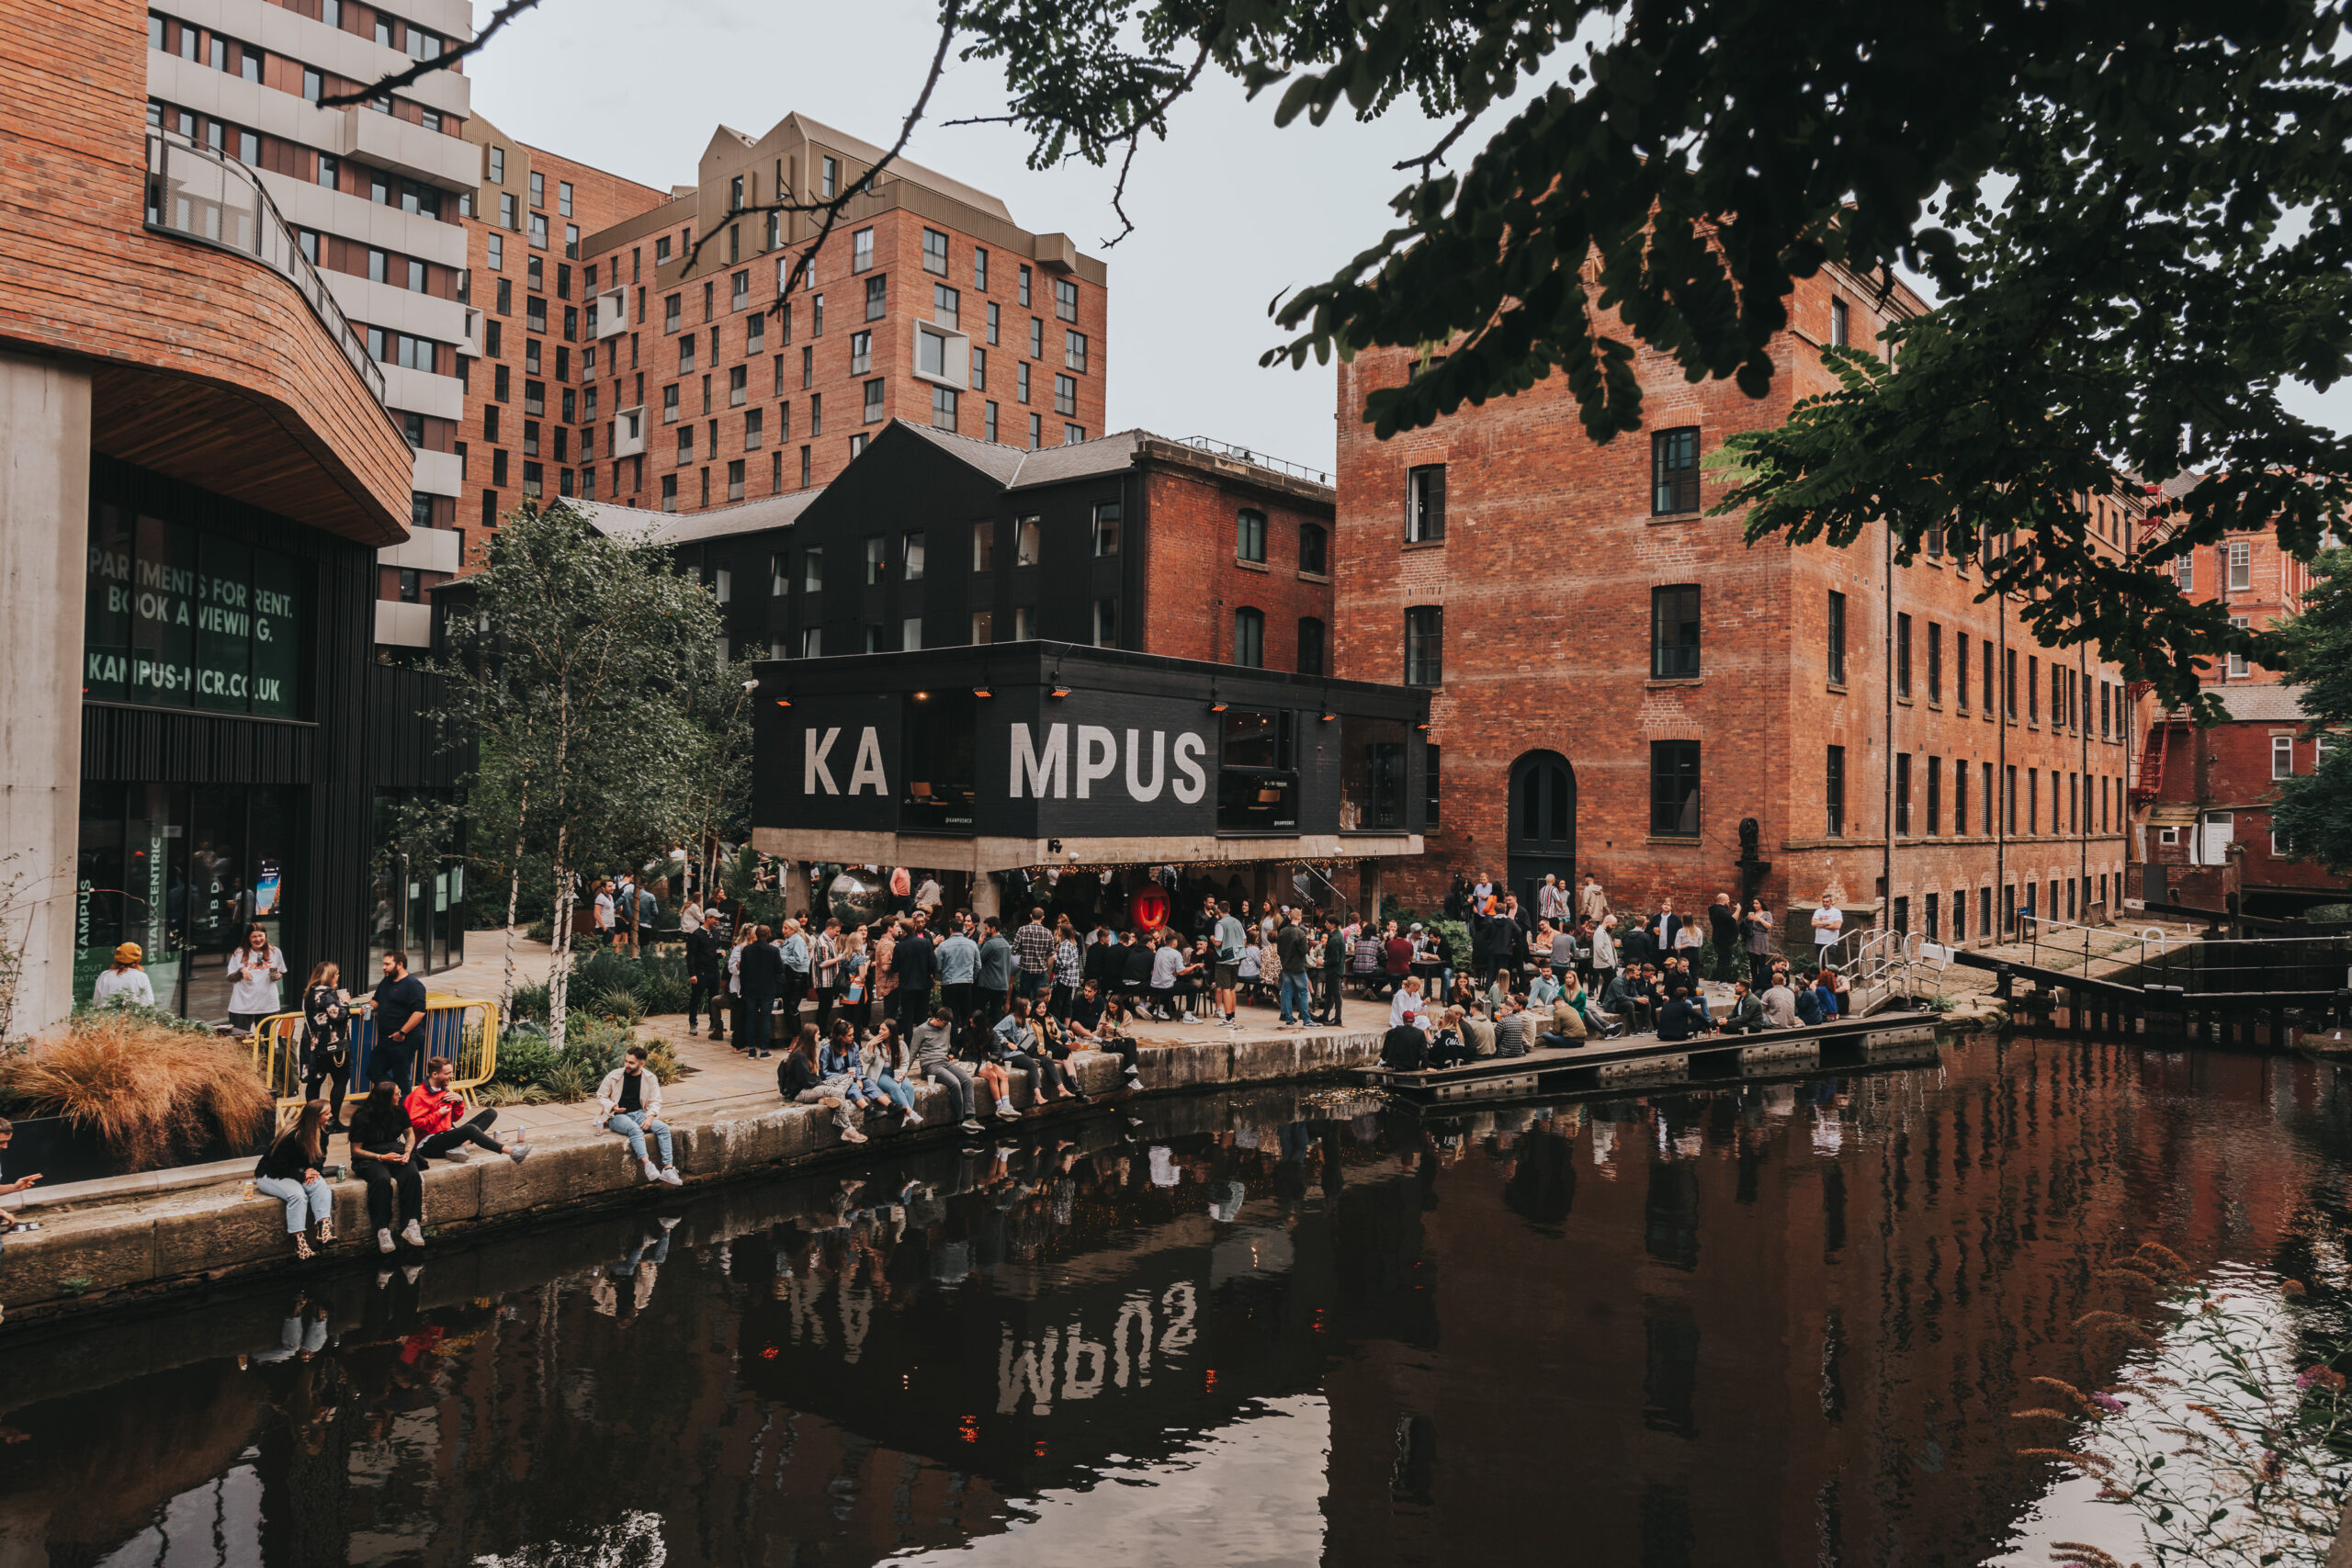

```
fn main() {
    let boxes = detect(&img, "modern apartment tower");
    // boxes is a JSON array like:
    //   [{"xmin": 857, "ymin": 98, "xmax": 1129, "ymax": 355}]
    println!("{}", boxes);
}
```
[
  {"xmin": 141, "ymin": 0, "xmax": 478, "ymax": 649},
  {"xmin": 570, "ymin": 114, "xmax": 1110, "ymax": 513}
]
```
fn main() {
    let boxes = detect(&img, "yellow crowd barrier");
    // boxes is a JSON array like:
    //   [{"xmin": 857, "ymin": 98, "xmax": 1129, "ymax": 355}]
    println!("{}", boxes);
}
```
[{"xmin": 249, "ymin": 994, "xmax": 501, "ymax": 1110}]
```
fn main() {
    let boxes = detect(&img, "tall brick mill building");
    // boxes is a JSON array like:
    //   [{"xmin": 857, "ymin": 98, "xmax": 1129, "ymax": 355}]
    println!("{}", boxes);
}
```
[{"xmin": 1333, "ymin": 265, "xmax": 2147, "ymax": 949}]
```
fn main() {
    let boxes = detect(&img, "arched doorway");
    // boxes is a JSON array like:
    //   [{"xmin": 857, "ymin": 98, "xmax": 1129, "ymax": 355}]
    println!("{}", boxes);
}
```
[{"xmin": 1506, "ymin": 750, "xmax": 1577, "ymax": 917}]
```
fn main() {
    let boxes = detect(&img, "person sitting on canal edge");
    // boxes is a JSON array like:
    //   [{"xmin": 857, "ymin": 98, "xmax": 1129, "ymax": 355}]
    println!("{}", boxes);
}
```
[
  {"xmin": 405, "ymin": 1057, "xmax": 531, "ymax": 1167},
  {"xmin": 254, "ymin": 1098, "xmax": 335, "ymax": 1260},
  {"xmin": 1068, "ymin": 978, "xmax": 1144, "ymax": 1089},
  {"xmin": 1655, "ymin": 986, "xmax": 1711, "ymax": 1043},
  {"xmin": 596, "ymin": 1043, "xmax": 684, "ymax": 1183},
  {"xmin": 348, "ymin": 1081, "xmax": 427, "ymax": 1254},
  {"xmin": 818, "ymin": 1021, "xmax": 892, "ymax": 1123},
  {"xmin": 1762, "ymin": 973, "xmax": 1801, "ymax": 1029},
  {"xmin": 910, "ymin": 1002, "xmax": 986, "ymax": 1134},
  {"xmin": 1723, "ymin": 979, "xmax": 1768, "ymax": 1033},
  {"xmin": 0, "ymin": 1116, "xmax": 39, "ymax": 1248},
  {"xmin": 1380, "ymin": 1013, "xmax": 1431, "ymax": 1073},
  {"xmin": 776, "ymin": 1024, "xmax": 868, "ymax": 1144},
  {"xmin": 1427, "ymin": 1007, "xmax": 1473, "ymax": 1069},
  {"xmin": 368, "ymin": 951, "xmax": 430, "ymax": 1089}
]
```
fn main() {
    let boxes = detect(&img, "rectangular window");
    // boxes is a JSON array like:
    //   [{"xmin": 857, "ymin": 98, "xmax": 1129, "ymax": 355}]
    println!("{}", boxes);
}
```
[
  {"xmin": 813, "ymin": 294, "xmax": 824, "ymax": 335},
  {"xmin": 1987, "ymin": 642, "xmax": 1998, "ymax": 720},
  {"xmin": 1091, "ymin": 502, "xmax": 1122, "ymax": 558},
  {"xmin": 2007, "ymin": 765, "xmax": 2018, "ymax": 834},
  {"xmin": 1055, "ymin": 276, "xmax": 1079, "ymax": 322},
  {"xmin": 1894, "ymin": 752, "xmax": 1912, "ymax": 835},
  {"xmin": 2176, "ymin": 553, "xmax": 2194, "ymax": 591},
  {"xmin": 2030, "ymin": 769, "xmax": 2040, "ymax": 834},
  {"xmin": 1954, "ymin": 763, "xmax": 1969, "ymax": 838},
  {"xmin": 851, "ymin": 331, "xmax": 872, "ymax": 375},
  {"xmin": 1016, "ymin": 362, "xmax": 1031, "ymax": 404},
  {"xmin": 985, "ymin": 400, "xmax": 999, "ymax": 442},
  {"xmin": 1066, "ymin": 332, "xmax": 1088, "ymax": 374},
  {"xmin": 1983, "ymin": 761, "xmax": 1994, "ymax": 835},
  {"xmin": 1014, "ymin": 516, "xmax": 1040, "ymax": 567},
  {"xmin": 970, "ymin": 346, "xmax": 986, "ymax": 392},
  {"xmin": 867, "ymin": 276, "xmax": 887, "ymax": 321},
  {"xmin": 1650, "ymin": 585, "xmax": 1700, "ymax": 678},
  {"xmin": 1030, "ymin": 318, "xmax": 1044, "ymax": 357},
  {"xmin": 728, "ymin": 365, "xmax": 747, "ymax": 407},
  {"xmin": 2228, "ymin": 540, "xmax": 2251, "ymax": 591},
  {"xmin": 2029, "ymin": 656, "xmax": 2040, "ymax": 721},
  {"xmin": 2006, "ymin": 649, "xmax": 2018, "ymax": 717},
  {"xmin": 1065, "ymin": 424, "xmax": 1085, "ymax": 444},
  {"xmin": 2100, "ymin": 680, "xmax": 2111, "ymax": 738},
  {"xmin": 726, "ymin": 459, "xmax": 745, "ymax": 502},
  {"xmin": 931, "ymin": 385, "xmax": 957, "ymax": 430},
  {"xmin": 863, "ymin": 536, "xmax": 888, "ymax": 586},
  {"xmin": 864, "ymin": 378, "xmax": 885, "ymax": 423},
  {"xmin": 1236, "ymin": 509, "xmax": 1267, "ymax": 563},
  {"xmin": 809, "ymin": 391, "xmax": 821, "ymax": 435},
  {"xmin": 1651, "ymin": 427, "xmax": 1700, "ymax": 514},
  {"xmin": 1895, "ymin": 613, "xmax": 1912, "ymax": 698},
  {"xmin": 933, "ymin": 284, "xmax": 959, "ymax": 331},
  {"xmin": 1407, "ymin": 465, "xmax": 1445, "ymax": 543},
  {"xmin": 1019, "ymin": 264, "xmax": 1032, "ymax": 306},
  {"xmin": 971, "ymin": 521, "xmax": 995, "ymax": 572},
  {"xmin": 987, "ymin": 301, "xmax": 1001, "ymax": 345},
  {"xmin": 744, "ymin": 407, "xmax": 763, "ymax": 448},
  {"xmin": 1027, "ymin": 412, "xmax": 1040, "ymax": 449},
  {"xmin": 820, "ymin": 156, "xmax": 838, "ymax": 198},
  {"xmin": 1404, "ymin": 605, "xmax": 1443, "ymax": 685},
  {"xmin": 2230, "ymin": 615, "xmax": 2251, "ymax": 678},
  {"xmin": 1927, "ymin": 755, "xmax": 1943, "ymax": 835},
  {"xmin": 1826, "ymin": 745, "xmax": 1846, "ymax": 837},
  {"xmin": 1826, "ymin": 592, "xmax": 1847, "ymax": 684},
  {"xmin": 2275, "ymin": 735, "xmax": 2295, "ymax": 779},
  {"xmin": 1829, "ymin": 297, "xmax": 1849, "ymax": 347},
  {"xmin": 1651, "ymin": 742, "xmax": 1701, "ymax": 836},
  {"xmin": 1299, "ymin": 523, "xmax": 1328, "ymax": 576},
  {"xmin": 1956, "ymin": 632, "xmax": 1970, "ymax": 709},
  {"xmin": 922, "ymin": 228, "xmax": 948, "ymax": 275}
]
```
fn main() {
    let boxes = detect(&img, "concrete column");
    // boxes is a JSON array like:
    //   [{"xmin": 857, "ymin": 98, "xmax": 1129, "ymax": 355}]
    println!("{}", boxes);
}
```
[
  {"xmin": 1359, "ymin": 862, "xmax": 1385, "ymax": 926},
  {"xmin": 784, "ymin": 860, "xmax": 813, "ymax": 922},
  {"xmin": 0, "ymin": 353, "xmax": 90, "ymax": 1040},
  {"xmin": 970, "ymin": 873, "xmax": 1002, "ymax": 923}
]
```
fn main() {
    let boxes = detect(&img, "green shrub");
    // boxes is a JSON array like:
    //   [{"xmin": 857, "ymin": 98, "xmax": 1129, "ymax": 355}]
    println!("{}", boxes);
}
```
[
  {"xmin": 507, "ymin": 981, "xmax": 549, "ymax": 1025},
  {"xmin": 495, "ymin": 1026, "xmax": 556, "ymax": 1088}
]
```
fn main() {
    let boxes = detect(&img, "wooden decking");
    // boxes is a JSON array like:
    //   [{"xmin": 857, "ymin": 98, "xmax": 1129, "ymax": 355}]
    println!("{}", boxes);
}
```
[{"xmin": 1358, "ymin": 1012, "xmax": 1942, "ymax": 1100}]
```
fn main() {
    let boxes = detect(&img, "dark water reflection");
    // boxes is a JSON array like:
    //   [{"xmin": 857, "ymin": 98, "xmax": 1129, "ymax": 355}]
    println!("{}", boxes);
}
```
[{"xmin": 6, "ymin": 1033, "xmax": 2352, "ymax": 1568}]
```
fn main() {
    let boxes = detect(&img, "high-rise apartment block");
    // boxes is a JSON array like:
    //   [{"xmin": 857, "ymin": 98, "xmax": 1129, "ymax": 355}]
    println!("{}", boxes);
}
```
[
  {"xmin": 566, "ymin": 114, "xmax": 1108, "ymax": 514},
  {"xmin": 458, "ymin": 114, "xmax": 666, "ymax": 564},
  {"xmin": 141, "ymin": 0, "xmax": 478, "ymax": 649}
]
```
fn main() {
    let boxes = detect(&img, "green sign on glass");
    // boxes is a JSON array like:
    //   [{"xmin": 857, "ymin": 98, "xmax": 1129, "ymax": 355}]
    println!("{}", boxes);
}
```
[{"xmin": 85, "ymin": 505, "xmax": 306, "ymax": 717}]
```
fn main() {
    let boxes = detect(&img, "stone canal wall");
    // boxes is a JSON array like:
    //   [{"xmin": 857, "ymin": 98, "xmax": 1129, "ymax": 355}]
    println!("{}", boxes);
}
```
[{"xmin": 0, "ymin": 1029, "xmax": 1383, "ymax": 1325}]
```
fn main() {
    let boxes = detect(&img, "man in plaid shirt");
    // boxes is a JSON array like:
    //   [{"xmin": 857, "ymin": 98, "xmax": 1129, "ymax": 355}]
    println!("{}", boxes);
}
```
[{"xmin": 1014, "ymin": 907, "xmax": 1056, "ymax": 1003}]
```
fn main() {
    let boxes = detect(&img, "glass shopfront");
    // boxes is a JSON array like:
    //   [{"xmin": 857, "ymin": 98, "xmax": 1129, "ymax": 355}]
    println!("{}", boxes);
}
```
[
  {"xmin": 369, "ymin": 791, "xmax": 465, "ymax": 979},
  {"xmin": 75, "ymin": 783, "xmax": 298, "ymax": 1022},
  {"xmin": 85, "ymin": 503, "xmax": 308, "ymax": 716}
]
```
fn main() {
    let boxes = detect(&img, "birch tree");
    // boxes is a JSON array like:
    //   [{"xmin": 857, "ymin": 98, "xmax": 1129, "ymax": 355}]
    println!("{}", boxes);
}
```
[{"xmin": 437, "ymin": 501, "xmax": 722, "ymax": 1047}]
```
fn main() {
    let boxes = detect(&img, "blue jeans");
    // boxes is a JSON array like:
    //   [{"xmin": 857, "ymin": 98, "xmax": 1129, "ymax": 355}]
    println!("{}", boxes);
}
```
[
  {"xmin": 1279, "ymin": 971, "xmax": 1312, "ymax": 1023},
  {"xmin": 607, "ymin": 1111, "xmax": 673, "ymax": 1167},
  {"xmin": 876, "ymin": 1069, "xmax": 918, "ymax": 1111},
  {"xmin": 255, "ymin": 1173, "xmax": 332, "ymax": 1235}
]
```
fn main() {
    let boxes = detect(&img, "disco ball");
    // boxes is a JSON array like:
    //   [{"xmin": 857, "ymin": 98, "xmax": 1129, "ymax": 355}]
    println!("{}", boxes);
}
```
[{"xmin": 828, "ymin": 869, "xmax": 893, "ymax": 928}]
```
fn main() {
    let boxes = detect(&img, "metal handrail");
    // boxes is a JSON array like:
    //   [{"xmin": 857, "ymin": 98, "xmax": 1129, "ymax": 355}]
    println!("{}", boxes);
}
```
[
  {"xmin": 143, "ymin": 130, "xmax": 388, "ymax": 405},
  {"xmin": 1173, "ymin": 435, "xmax": 1333, "ymax": 487},
  {"xmin": 2014, "ymin": 914, "xmax": 2172, "ymax": 974},
  {"xmin": 249, "ymin": 995, "xmax": 500, "ymax": 1110}
]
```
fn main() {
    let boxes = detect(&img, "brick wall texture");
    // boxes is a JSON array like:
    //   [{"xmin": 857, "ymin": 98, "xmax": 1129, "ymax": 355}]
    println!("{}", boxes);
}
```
[
  {"xmin": 0, "ymin": 0, "xmax": 412, "ymax": 543},
  {"xmin": 1333, "ymin": 265, "xmax": 2143, "ymax": 944},
  {"xmin": 1137, "ymin": 467, "xmax": 1334, "ymax": 668}
]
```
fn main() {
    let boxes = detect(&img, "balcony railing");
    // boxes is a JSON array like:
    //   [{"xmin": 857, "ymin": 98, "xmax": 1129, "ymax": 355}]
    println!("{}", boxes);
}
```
[
  {"xmin": 143, "ymin": 130, "xmax": 387, "ymax": 405},
  {"xmin": 1174, "ymin": 434, "xmax": 1331, "ymax": 487}
]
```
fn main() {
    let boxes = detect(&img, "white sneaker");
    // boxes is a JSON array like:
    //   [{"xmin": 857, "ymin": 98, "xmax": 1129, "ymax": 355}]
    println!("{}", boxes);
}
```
[
  {"xmin": 401, "ymin": 1220, "xmax": 424, "ymax": 1247},
  {"xmin": 440, "ymin": 1147, "xmax": 470, "ymax": 1162},
  {"xmin": 376, "ymin": 1227, "xmax": 395, "ymax": 1255},
  {"xmin": 841, "ymin": 1127, "xmax": 869, "ymax": 1145},
  {"xmin": 508, "ymin": 1144, "xmax": 533, "ymax": 1164},
  {"xmin": 997, "ymin": 1107, "xmax": 1023, "ymax": 1121},
  {"xmin": 659, "ymin": 1166, "xmax": 684, "ymax": 1186},
  {"xmin": 902, "ymin": 1109, "xmax": 924, "ymax": 1129},
  {"xmin": 641, "ymin": 1158, "xmax": 662, "ymax": 1182}
]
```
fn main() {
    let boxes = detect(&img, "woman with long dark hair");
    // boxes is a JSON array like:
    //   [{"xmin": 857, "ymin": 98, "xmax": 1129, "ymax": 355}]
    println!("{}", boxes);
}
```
[
  {"xmin": 300, "ymin": 961, "xmax": 354, "ymax": 1131},
  {"xmin": 226, "ymin": 924, "xmax": 288, "ymax": 1032},
  {"xmin": 254, "ymin": 1099, "xmax": 334, "ymax": 1259},
  {"xmin": 348, "ymin": 1080, "xmax": 424, "ymax": 1255}
]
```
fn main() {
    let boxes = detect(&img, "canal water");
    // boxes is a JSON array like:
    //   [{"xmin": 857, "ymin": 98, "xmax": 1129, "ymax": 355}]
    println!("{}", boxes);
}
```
[{"xmin": 5, "ymin": 1032, "xmax": 2349, "ymax": 1568}]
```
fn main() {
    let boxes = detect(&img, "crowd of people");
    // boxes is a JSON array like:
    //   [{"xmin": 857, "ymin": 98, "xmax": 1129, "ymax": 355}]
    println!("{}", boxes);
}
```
[{"xmin": 1377, "ymin": 873, "xmax": 1859, "ymax": 1073}]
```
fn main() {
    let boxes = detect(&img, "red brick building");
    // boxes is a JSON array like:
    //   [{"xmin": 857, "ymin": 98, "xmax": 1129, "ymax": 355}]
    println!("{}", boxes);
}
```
[
  {"xmin": 456, "ymin": 113, "xmax": 667, "ymax": 569},
  {"xmin": 1332, "ymin": 264, "xmax": 2145, "ymax": 947},
  {"xmin": 2130, "ymin": 473, "xmax": 2344, "ymax": 909},
  {"xmin": 569, "ymin": 113, "xmax": 1107, "ymax": 518}
]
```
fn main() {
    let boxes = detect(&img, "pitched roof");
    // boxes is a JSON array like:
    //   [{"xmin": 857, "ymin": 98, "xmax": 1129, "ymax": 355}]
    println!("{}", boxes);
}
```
[
  {"xmin": 576, "ymin": 487, "xmax": 825, "ymax": 545},
  {"xmin": 2213, "ymin": 684, "xmax": 2314, "ymax": 723},
  {"xmin": 780, "ymin": 113, "xmax": 1015, "ymax": 224},
  {"xmin": 886, "ymin": 422, "xmax": 1325, "ymax": 494}
]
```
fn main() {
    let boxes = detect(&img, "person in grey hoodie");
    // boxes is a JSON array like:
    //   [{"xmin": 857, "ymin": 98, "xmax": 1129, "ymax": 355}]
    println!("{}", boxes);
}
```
[{"xmin": 910, "ymin": 1003, "xmax": 986, "ymax": 1134}]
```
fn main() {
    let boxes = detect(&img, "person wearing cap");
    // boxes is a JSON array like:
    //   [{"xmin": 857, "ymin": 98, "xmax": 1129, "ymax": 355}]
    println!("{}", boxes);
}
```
[{"xmin": 93, "ymin": 942, "xmax": 155, "ymax": 1009}]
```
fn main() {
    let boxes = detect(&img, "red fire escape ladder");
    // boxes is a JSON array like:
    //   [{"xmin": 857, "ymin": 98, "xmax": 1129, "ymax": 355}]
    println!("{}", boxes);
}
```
[{"xmin": 2131, "ymin": 720, "xmax": 2171, "ymax": 804}]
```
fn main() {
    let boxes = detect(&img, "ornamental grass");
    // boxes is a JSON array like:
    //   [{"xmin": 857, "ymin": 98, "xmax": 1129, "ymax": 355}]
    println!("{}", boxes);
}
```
[{"xmin": 0, "ymin": 1009, "xmax": 273, "ymax": 1170}]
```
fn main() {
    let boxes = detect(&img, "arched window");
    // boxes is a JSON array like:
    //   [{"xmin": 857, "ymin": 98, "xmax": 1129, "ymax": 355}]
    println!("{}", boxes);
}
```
[
  {"xmin": 1232, "ymin": 606, "xmax": 1264, "ymax": 668},
  {"xmin": 1512, "ymin": 752, "xmax": 1575, "ymax": 850},
  {"xmin": 1297, "ymin": 616, "xmax": 1326, "ymax": 676}
]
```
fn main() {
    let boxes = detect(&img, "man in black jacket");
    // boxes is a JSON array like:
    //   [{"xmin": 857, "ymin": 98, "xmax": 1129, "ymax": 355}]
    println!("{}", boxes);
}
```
[
  {"xmin": 736, "ymin": 928, "xmax": 784, "ymax": 1059},
  {"xmin": 893, "ymin": 916, "xmax": 936, "ymax": 1035},
  {"xmin": 1707, "ymin": 894, "xmax": 1742, "ymax": 983},
  {"xmin": 1381, "ymin": 1018, "xmax": 1430, "ymax": 1072}
]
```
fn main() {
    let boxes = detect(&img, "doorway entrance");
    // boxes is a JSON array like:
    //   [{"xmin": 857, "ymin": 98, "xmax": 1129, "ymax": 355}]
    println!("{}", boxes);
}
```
[{"xmin": 1506, "ymin": 750, "xmax": 1577, "ymax": 917}]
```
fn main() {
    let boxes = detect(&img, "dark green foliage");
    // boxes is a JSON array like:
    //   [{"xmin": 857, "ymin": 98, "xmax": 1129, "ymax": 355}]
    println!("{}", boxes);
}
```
[
  {"xmin": 2262, "ymin": 548, "xmax": 2352, "ymax": 874},
  {"xmin": 951, "ymin": 0, "xmax": 2352, "ymax": 710}
]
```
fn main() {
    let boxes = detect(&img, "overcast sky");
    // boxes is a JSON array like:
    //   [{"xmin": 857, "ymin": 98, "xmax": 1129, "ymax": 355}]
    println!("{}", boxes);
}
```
[{"xmin": 469, "ymin": 2, "xmax": 2349, "ymax": 473}]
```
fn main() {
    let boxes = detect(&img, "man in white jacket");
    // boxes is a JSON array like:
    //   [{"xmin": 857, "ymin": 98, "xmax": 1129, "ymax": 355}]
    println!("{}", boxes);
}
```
[{"xmin": 595, "ymin": 1044, "xmax": 681, "ymax": 1185}]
